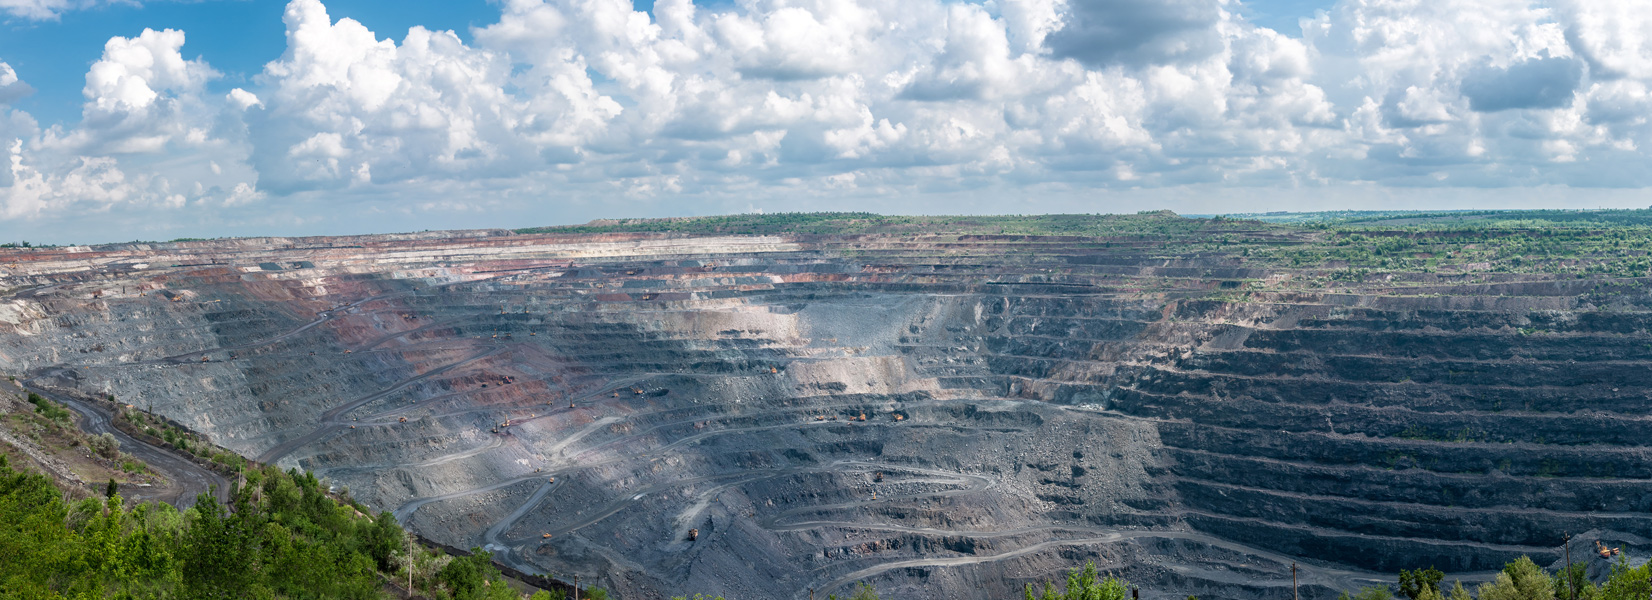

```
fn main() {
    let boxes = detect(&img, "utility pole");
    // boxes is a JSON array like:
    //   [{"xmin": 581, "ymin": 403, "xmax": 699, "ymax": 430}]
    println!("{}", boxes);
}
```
[
  {"xmin": 1564, "ymin": 533, "xmax": 1573, "ymax": 600},
  {"xmin": 406, "ymin": 532, "xmax": 413, "ymax": 597},
  {"xmin": 1293, "ymin": 563, "xmax": 1299, "ymax": 600},
  {"xmin": 575, "ymin": 575, "xmax": 580, "ymax": 600}
]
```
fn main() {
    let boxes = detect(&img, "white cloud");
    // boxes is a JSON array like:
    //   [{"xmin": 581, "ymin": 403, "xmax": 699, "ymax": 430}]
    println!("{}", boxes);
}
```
[
  {"xmin": 0, "ymin": 30, "xmax": 262, "ymax": 222},
  {"xmin": 0, "ymin": 61, "xmax": 33, "ymax": 104},
  {"xmin": 3, "ymin": 139, "xmax": 136, "ymax": 218},
  {"xmin": 0, "ymin": 0, "xmax": 72, "ymax": 21},
  {"xmin": 1553, "ymin": 0, "xmax": 1652, "ymax": 80},
  {"xmin": 44, "ymin": 28, "xmax": 222, "ymax": 156},
  {"xmin": 227, "ymin": 88, "xmax": 261, "ymax": 110},
  {"xmin": 249, "ymin": 0, "xmax": 602, "ymax": 193},
  {"xmin": 8, "ymin": 0, "xmax": 1652, "ymax": 242}
]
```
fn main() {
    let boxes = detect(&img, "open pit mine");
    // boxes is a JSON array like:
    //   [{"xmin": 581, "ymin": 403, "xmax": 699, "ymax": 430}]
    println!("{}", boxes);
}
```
[{"xmin": 1, "ymin": 214, "xmax": 1644, "ymax": 600}]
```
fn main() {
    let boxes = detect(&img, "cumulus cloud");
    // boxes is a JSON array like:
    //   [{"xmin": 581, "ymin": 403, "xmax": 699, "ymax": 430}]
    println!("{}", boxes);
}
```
[
  {"xmin": 0, "ymin": 61, "xmax": 33, "ymax": 104},
  {"xmin": 7, "ymin": 0, "xmax": 1652, "ymax": 242},
  {"xmin": 51, "ymin": 28, "xmax": 222, "ymax": 155},
  {"xmin": 1046, "ymin": 0, "xmax": 1225, "ymax": 67},
  {"xmin": 1, "ymin": 30, "xmax": 260, "ymax": 222},
  {"xmin": 1461, "ymin": 55, "xmax": 1584, "ymax": 112},
  {"xmin": 249, "ymin": 0, "xmax": 584, "ymax": 193}
]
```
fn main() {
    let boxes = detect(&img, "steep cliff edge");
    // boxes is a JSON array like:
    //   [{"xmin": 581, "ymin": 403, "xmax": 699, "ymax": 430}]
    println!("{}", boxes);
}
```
[{"xmin": 4, "ymin": 214, "xmax": 1650, "ymax": 600}]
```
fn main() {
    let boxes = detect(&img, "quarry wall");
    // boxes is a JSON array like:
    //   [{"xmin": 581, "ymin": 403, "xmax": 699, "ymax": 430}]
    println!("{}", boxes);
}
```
[{"xmin": 0, "ymin": 226, "xmax": 1640, "ymax": 600}]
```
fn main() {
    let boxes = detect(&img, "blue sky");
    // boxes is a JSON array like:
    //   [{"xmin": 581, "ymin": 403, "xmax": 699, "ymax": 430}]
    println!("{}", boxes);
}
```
[
  {"xmin": 0, "ymin": 0, "xmax": 1644, "ymax": 243},
  {"xmin": 2, "ymin": 1, "xmax": 734, "ymax": 123},
  {"xmin": 2, "ymin": 0, "xmax": 1337, "ymax": 127},
  {"xmin": 0, "ymin": 0, "xmax": 492, "ymax": 125}
]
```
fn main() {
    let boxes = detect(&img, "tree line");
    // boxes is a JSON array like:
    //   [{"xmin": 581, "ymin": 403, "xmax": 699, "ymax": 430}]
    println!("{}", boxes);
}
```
[{"xmin": 0, "ymin": 454, "xmax": 600, "ymax": 600}]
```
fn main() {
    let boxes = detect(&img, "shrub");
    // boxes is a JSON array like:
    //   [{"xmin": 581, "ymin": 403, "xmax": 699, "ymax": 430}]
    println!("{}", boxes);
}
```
[
  {"xmin": 1340, "ymin": 587, "xmax": 1395, "ymax": 600},
  {"xmin": 88, "ymin": 433, "xmax": 121, "ymax": 459},
  {"xmin": 25, "ymin": 393, "xmax": 73, "ymax": 425}
]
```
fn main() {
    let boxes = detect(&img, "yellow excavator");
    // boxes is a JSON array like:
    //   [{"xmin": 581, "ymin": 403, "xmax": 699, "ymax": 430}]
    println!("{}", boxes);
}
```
[{"xmin": 1597, "ymin": 541, "xmax": 1622, "ymax": 559}]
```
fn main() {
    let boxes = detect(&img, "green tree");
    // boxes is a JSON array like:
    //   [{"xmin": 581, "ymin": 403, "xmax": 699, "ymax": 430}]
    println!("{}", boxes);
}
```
[
  {"xmin": 1400, "ymin": 567, "xmax": 1446, "ymax": 600},
  {"xmin": 1478, "ymin": 556, "xmax": 1556, "ymax": 600},
  {"xmin": 1025, "ymin": 562, "xmax": 1130, "ymax": 600},
  {"xmin": 360, "ymin": 510, "xmax": 403, "ymax": 571},
  {"xmin": 0, "ymin": 455, "xmax": 488, "ymax": 599},
  {"xmin": 438, "ymin": 548, "xmax": 513, "ymax": 600},
  {"xmin": 0, "ymin": 454, "xmax": 79, "ymax": 598},
  {"xmin": 1555, "ymin": 562, "xmax": 1599, "ymax": 600},
  {"xmin": 180, "ymin": 489, "xmax": 254, "ymax": 598},
  {"xmin": 1599, "ymin": 556, "xmax": 1652, "ymax": 600}
]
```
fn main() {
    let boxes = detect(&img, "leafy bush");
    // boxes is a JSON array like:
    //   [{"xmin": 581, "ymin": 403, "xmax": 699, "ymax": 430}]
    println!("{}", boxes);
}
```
[
  {"xmin": 210, "ymin": 452, "xmax": 246, "ymax": 471},
  {"xmin": 435, "ymin": 549, "xmax": 519, "ymax": 600},
  {"xmin": 88, "ymin": 433, "xmax": 120, "ymax": 459},
  {"xmin": 25, "ymin": 392, "xmax": 73, "ymax": 426}
]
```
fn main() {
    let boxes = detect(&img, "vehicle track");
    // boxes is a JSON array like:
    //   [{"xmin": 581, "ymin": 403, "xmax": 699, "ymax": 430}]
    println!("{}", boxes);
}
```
[
  {"xmin": 134, "ymin": 290, "xmax": 416, "ymax": 366},
  {"xmin": 23, "ymin": 382, "xmax": 230, "ymax": 509},
  {"xmin": 255, "ymin": 346, "xmax": 506, "ymax": 464}
]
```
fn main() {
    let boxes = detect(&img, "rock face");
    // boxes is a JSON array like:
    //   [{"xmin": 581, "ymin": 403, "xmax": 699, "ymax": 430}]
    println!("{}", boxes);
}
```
[{"xmin": 0, "ymin": 222, "xmax": 1643, "ymax": 600}]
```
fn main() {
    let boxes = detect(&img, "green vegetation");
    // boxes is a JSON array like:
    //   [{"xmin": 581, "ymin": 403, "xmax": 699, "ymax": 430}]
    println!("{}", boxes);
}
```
[
  {"xmin": 1024, "ymin": 563, "xmax": 1130, "ymax": 600},
  {"xmin": 1399, "ymin": 566, "xmax": 1444, "ymax": 600},
  {"xmin": 25, "ymin": 393, "xmax": 72, "ymax": 427},
  {"xmin": 1342, "ymin": 587, "xmax": 1397, "ymax": 600},
  {"xmin": 517, "ymin": 211, "xmax": 1249, "ymax": 238},
  {"xmin": 0, "ymin": 454, "xmax": 580, "ymax": 599},
  {"xmin": 1337, "ymin": 555, "xmax": 1652, "ymax": 600},
  {"xmin": 122, "ymin": 407, "xmax": 247, "ymax": 472},
  {"xmin": 516, "ymin": 208, "xmax": 1652, "ymax": 281}
]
